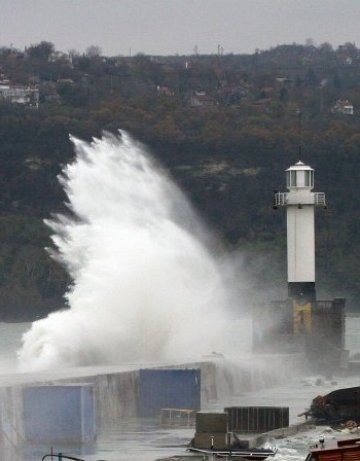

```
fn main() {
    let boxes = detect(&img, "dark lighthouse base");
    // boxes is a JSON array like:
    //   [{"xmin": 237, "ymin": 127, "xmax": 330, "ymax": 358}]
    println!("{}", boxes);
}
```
[
  {"xmin": 252, "ymin": 296, "xmax": 347, "ymax": 372},
  {"xmin": 288, "ymin": 281, "xmax": 316, "ymax": 304}
]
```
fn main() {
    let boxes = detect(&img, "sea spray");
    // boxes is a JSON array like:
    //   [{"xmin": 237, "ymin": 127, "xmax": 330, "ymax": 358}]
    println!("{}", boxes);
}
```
[{"xmin": 17, "ymin": 131, "xmax": 233, "ymax": 371}]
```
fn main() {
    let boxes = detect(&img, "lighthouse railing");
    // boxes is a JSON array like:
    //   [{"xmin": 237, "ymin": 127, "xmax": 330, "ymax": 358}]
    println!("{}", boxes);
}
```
[
  {"xmin": 274, "ymin": 192, "xmax": 287, "ymax": 206},
  {"xmin": 314, "ymin": 192, "xmax": 326, "ymax": 207},
  {"xmin": 274, "ymin": 191, "xmax": 326, "ymax": 207}
]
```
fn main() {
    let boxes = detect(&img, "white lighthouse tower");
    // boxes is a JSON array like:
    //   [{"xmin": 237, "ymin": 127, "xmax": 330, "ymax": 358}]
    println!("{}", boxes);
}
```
[
  {"xmin": 252, "ymin": 161, "xmax": 345, "ymax": 357},
  {"xmin": 274, "ymin": 161, "xmax": 326, "ymax": 304}
]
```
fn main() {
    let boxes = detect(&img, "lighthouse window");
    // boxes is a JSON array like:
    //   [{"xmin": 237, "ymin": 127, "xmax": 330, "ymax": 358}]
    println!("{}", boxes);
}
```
[
  {"xmin": 287, "ymin": 170, "xmax": 298, "ymax": 187},
  {"xmin": 305, "ymin": 171, "xmax": 310, "ymax": 186},
  {"xmin": 304, "ymin": 170, "xmax": 314, "ymax": 187}
]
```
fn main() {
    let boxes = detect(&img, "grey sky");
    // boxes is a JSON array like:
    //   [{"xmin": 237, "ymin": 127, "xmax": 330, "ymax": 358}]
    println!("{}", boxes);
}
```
[{"xmin": 1, "ymin": 0, "xmax": 360, "ymax": 56}]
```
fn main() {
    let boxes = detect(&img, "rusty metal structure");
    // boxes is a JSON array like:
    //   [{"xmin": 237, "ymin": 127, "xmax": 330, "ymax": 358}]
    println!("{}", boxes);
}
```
[
  {"xmin": 308, "ymin": 387, "xmax": 360, "ymax": 424},
  {"xmin": 305, "ymin": 437, "xmax": 360, "ymax": 461}
]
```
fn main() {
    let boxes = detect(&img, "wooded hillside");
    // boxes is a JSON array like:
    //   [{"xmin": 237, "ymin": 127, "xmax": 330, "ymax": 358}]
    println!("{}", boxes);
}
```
[{"xmin": 0, "ymin": 41, "xmax": 359, "ymax": 319}]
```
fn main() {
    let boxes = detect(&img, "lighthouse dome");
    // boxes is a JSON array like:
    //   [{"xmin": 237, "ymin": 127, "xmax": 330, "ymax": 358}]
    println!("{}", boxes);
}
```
[{"xmin": 286, "ymin": 160, "xmax": 314, "ymax": 190}]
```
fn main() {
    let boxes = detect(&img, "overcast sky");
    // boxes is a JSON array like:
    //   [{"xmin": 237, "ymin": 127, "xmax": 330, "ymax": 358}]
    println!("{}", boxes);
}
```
[{"xmin": 1, "ymin": 0, "xmax": 360, "ymax": 56}]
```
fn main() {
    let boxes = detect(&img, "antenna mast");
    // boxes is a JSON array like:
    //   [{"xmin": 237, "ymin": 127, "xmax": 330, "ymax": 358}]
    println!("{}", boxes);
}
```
[{"xmin": 297, "ymin": 108, "xmax": 302, "ymax": 160}]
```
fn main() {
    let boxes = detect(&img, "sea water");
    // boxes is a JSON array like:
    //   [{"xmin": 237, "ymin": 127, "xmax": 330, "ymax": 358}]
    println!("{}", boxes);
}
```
[{"xmin": 1, "ymin": 318, "xmax": 360, "ymax": 460}]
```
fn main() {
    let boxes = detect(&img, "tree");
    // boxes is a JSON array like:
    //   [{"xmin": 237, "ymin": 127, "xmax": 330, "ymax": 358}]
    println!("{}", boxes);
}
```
[
  {"xmin": 319, "ymin": 42, "xmax": 333, "ymax": 53},
  {"xmin": 27, "ymin": 41, "xmax": 55, "ymax": 60},
  {"xmin": 305, "ymin": 68, "xmax": 319, "ymax": 87},
  {"xmin": 86, "ymin": 45, "xmax": 102, "ymax": 58}
]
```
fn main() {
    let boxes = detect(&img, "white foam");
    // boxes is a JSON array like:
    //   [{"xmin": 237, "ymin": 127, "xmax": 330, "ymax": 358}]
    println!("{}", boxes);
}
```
[{"xmin": 17, "ymin": 131, "xmax": 234, "ymax": 371}]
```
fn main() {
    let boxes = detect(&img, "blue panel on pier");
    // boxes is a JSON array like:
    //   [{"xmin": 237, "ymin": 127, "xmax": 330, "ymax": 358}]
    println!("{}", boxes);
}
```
[
  {"xmin": 23, "ymin": 384, "xmax": 96, "ymax": 444},
  {"xmin": 138, "ymin": 368, "xmax": 201, "ymax": 417}
]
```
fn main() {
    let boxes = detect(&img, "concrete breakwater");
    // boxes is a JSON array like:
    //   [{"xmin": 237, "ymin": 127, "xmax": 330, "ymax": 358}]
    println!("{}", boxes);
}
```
[{"xmin": 0, "ymin": 354, "xmax": 305, "ymax": 451}]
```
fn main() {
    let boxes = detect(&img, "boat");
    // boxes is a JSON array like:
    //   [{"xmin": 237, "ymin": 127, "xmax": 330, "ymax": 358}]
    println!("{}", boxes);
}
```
[
  {"xmin": 42, "ymin": 448, "xmax": 276, "ymax": 461},
  {"xmin": 304, "ymin": 436, "xmax": 360, "ymax": 460},
  {"xmin": 188, "ymin": 446, "xmax": 277, "ymax": 460}
]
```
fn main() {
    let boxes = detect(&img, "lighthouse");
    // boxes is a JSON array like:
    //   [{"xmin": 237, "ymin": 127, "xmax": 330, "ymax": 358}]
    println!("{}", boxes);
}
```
[
  {"xmin": 253, "ymin": 160, "xmax": 345, "ymax": 363},
  {"xmin": 274, "ymin": 161, "xmax": 326, "ymax": 303}
]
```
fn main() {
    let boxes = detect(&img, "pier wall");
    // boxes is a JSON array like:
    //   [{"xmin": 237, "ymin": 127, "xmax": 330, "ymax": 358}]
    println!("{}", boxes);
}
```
[{"xmin": 0, "ymin": 354, "xmax": 305, "ymax": 448}]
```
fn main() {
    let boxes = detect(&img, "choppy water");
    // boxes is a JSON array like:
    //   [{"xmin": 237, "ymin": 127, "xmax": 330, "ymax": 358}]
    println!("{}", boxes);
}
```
[{"xmin": 1, "ymin": 318, "xmax": 360, "ymax": 460}]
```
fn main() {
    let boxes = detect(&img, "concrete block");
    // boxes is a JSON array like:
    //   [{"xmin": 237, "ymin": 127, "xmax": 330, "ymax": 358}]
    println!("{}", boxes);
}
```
[
  {"xmin": 194, "ymin": 432, "xmax": 229, "ymax": 449},
  {"xmin": 196, "ymin": 412, "xmax": 228, "ymax": 433}
]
